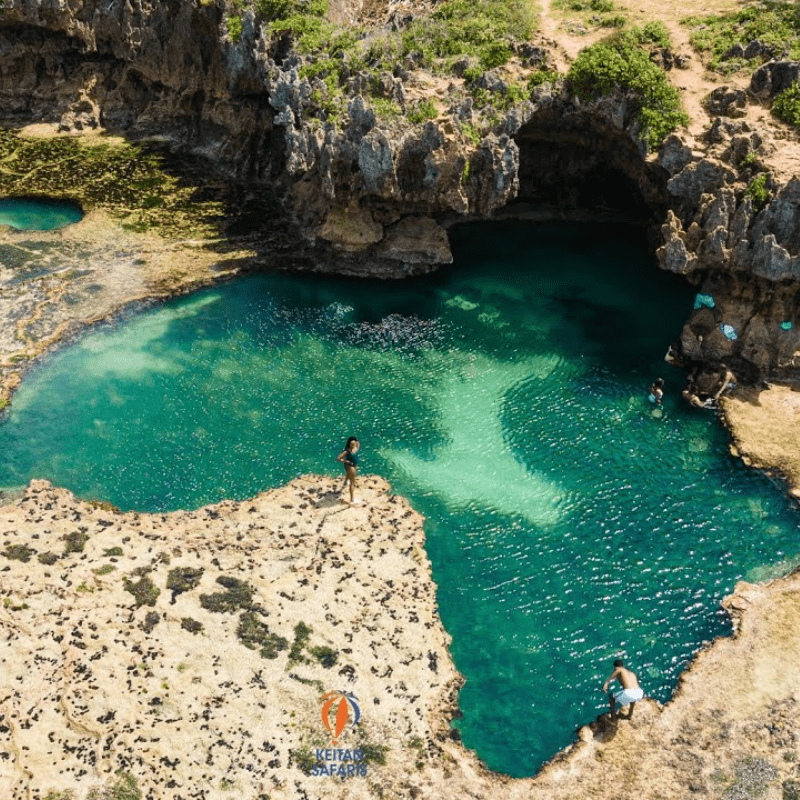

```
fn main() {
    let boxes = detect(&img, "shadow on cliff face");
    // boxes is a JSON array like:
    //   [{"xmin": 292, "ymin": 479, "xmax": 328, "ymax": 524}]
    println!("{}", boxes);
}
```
[{"xmin": 511, "ymin": 108, "xmax": 671, "ymax": 249}]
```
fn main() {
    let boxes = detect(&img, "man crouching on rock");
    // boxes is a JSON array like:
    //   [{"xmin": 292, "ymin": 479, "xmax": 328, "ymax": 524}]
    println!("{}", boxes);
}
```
[{"xmin": 603, "ymin": 658, "xmax": 643, "ymax": 719}]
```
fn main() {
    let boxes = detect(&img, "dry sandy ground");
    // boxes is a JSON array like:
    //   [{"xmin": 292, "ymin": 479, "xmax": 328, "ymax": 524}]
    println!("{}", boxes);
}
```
[{"xmin": 0, "ymin": 476, "xmax": 466, "ymax": 800}]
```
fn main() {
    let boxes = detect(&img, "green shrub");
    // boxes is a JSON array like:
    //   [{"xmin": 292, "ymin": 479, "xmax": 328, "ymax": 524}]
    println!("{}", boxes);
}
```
[
  {"xmin": 3, "ymin": 544, "xmax": 33, "ymax": 562},
  {"xmin": 237, "ymin": 612, "xmax": 289, "ymax": 658},
  {"xmin": 746, "ymin": 173, "xmax": 770, "ymax": 211},
  {"xmin": 227, "ymin": 13, "xmax": 243, "ymax": 42},
  {"xmin": 181, "ymin": 617, "xmax": 203, "ymax": 634},
  {"xmin": 590, "ymin": 0, "xmax": 613, "ymax": 11},
  {"xmin": 739, "ymin": 151, "xmax": 758, "ymax": 168},
  {"xmin": 123, "ymin": 575, "xmax": 160, "ymax": 608},
  {"xmin": 528, "ymin": 69, "xmax": 561, "ymax": 90},
  {"xmin": 200, "ymin": 576, "xmax": 254, "ymax": 612},
  {"xmin": 397, "ymin": 0, "xmax": 534, "ymax": 74},
  {"xmin": 460, "ymin": 122, "xmax": 482, "ymax": 145},
  {"xmin": 567, "ymin": 30, "xmax": 688, "ymax": 147},
  {"xmin": 684, "ymin": 2, "xmax": 800, "ymax": 73},
  {"xmin": 369, "ymin": 97, "xmax": 402, "ymax": 120},
  {"xmin": 636, "ymin": 20, "xmax": 670, "ymax": 48},
  {"xmin": 773, "ymin": 83, "xmax": 800, "ymax": 127},
  {"xmin": 255, "ymin": 0, "xmax": 292, "ymax": 16},
  {"xmin": 309, "ymin": 645, "xmax": 339, "ymax": 667},
  {"xmin": 289, "ymin": 621, "xmax": 312, "ymax": 663},
  {"xmin": 600, "ymin": 14, "xmax": 626, "ymax": 28},
  {"xmin": 166, "ymin": 567, "xmax": 204, "ymax": 595},
  {"xmin": 63, "ymin": 531, "xmax": 89, "ymax": 554}
]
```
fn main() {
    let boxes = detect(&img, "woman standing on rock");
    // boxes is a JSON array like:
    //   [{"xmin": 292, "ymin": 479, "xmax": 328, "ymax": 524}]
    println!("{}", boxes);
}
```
[{"xmin": 337, "ymin": 437, "xmax": 361, "ymax": 505}]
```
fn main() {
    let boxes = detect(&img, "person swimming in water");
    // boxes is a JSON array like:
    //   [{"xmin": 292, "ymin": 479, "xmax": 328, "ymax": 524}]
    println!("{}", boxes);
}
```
[
  {"xmin": 648, "ymin": 378, "xmax": 665, "ymax": 406},
  {"xmin": 337, "ymin": 436, "xmax": 360, "ymax": 505}
]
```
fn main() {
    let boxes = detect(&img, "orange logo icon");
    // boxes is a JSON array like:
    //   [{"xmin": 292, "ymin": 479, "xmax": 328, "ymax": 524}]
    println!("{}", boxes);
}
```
[{"xmin": 320, "ymin": 691, "xmax": 360, "ymax": 745}]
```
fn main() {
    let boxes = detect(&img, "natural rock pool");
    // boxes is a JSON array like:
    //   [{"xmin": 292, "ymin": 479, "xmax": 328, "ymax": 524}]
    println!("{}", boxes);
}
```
[
  {"xmin": 1, "ymin": 220, "xmax": 798, "ymax": 776},
  {"xmin": 0, "ymin": 197, "xmax": 82, "ymax": 230}
]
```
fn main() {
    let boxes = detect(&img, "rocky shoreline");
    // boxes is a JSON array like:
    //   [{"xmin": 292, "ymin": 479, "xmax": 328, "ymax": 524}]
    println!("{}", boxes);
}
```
[{"xmin": 3, "ymin": 478, "xmax": 800, "ymax": 800}]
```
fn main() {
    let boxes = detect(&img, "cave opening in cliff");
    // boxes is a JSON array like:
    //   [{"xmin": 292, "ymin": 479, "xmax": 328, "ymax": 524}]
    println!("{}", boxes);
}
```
[{"xmin": 511, "ymin": 112, "xmax": 670, "ymax": 232}]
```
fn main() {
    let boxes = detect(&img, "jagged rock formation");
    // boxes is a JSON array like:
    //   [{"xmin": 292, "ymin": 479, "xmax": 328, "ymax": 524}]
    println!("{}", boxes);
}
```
[
  {"xmin": 2, "ymin": 2, "xmax": 800, "ymax": 380},
  {"xmin": 656, "ymin": 87, "xmax": 800, "ymax": 385},
  {"xmin": 0, "ymin": 0, "xmax": 669, "ymax": 278}
]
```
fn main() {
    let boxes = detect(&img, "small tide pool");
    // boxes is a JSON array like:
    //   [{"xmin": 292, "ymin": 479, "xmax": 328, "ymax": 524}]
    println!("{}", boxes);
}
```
[
  {"xmin": 0, "ymin": 197, "xmax": 83, "ymax": 230},
  {"xmin": 0, "ymin": 220, "xmax": 797, "ymax": 776}
]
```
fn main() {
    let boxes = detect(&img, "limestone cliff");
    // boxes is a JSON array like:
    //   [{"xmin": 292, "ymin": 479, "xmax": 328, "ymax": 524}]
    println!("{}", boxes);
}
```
[
  {"xmin": 0, "ymin": 0, "xmax": 670, "ymax": 277},
  {"xmin": 4, "ymin": 0, "xmax": 800, "ymax": 389}
]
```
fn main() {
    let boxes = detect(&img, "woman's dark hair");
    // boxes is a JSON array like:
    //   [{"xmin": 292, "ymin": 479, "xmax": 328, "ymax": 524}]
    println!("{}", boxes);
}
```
[{"xmin": 345, "ymin": 436, "xmax": 359, "ymax": 449}]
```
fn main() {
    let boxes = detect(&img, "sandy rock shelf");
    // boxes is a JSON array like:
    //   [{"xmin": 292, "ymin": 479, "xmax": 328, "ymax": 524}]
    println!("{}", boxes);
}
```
[
  {"xmin": 0, "ymin": 476, "xmax": 467, "ymax": 800},
  {"xmin": 3, "ymin": 475, "xmax": 800, "ymax": 800}
]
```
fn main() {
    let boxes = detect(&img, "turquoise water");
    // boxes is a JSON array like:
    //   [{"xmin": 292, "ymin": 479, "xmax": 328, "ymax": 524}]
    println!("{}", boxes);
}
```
[
  {"xmin": 0, "ymin": 197, "xmax": 82, "ymax": 230},
  {"xmin": 1, "ymin": 221, "xmax": 798, "ymax": 775}
]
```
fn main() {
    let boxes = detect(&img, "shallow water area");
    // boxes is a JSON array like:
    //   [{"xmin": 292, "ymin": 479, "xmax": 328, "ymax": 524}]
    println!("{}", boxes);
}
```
[
  {"xmin": 1, "ymin": 220, "xmax": 798, "ymax": 777},
  {"xmin": 0, "ymin": 197, "xmax": 83, "ymax": 230}
]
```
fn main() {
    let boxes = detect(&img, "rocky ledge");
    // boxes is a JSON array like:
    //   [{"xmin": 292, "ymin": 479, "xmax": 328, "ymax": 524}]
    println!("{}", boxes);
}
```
[{"xmin": 3, "ymin": 477, "xmax": 800, "ymax": 800}]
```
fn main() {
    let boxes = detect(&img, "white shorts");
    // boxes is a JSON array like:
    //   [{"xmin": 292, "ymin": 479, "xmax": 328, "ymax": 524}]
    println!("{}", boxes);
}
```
[{"xmin": 613, "ymin": 687, "xmax": 644, "ymax": 706}]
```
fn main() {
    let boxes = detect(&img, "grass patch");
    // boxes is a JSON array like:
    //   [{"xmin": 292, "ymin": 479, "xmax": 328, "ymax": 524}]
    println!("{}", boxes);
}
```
[
  {"xmin": 166, "ymin": 566, "xmax": 204, "ymax": 596},
  {"xmin": 407, "ymin": 99, "xmax": 438, "ymax": 123},
  {"xmin": 3, "ymin": 544, "xmax": 33, "ymax": 563},
  {"xmin": 567, "ymin": 27, "xmax": 688, "ymax": 148},
  {"xmin": 291, "ymin": 746, "xmax": 320, "ymax": 774},
  {"xmin": 309, "ymin": 645, "xmax": 339, "ymax": 668},
  {"xmin": 103, "ymin": 546, "xmax": 124, "ymax": 557},
  {"xmin": 396, "ymin": 0, "xmax": 536, "ymax": 73},
  {"xmin": 0, "ymin": 130, "xmax": 224, "ymax": 240},
  {"xmin": 123, "ymin": 575, "xmax": 160, "ymax": 608},
  {"xmin": 181, "ymin": 617, "xmax": 204, "ymax": 635},
  {"xmin": 260, "ymin": 0, "xmax": 537, "ymax": 124},
  {"xmin": 62, "ymin": 531, "xmax": 89, "ymax": 554},
  {"xmin": 199, "ymin": 575, "xmax": 255, "ymax": 613},
  {"xmin": 528, "ymin": 69, "xmax": 562, "ymax": 90},
  {"xmin": 37, "ymin": 551, "xmax": 59, "ymax": 565},
  {"xmin": 289, "ymin": 621, "xmax": 313, "ymax": 664},
  {"xmin": 87, "ymin": 771, "xmax": 142, "ymax": 800},
  {"xmin": 684, "ymin": 2, "xmax": 800, "ymax": 73},
  {"xmin": 92, "ymin": 564, "xmax": 116, "ymax": 576},
  {"xmin": 237, "ymin": 612, "xmax": 289, "ymax": 658}
]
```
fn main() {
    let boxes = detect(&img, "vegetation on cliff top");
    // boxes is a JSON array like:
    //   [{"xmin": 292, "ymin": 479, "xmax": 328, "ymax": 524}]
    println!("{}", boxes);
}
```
[
  {"xmin": 683, "ymin": 1, "xmax": 800, "ymax": 74},
  {"xmin": 567, "ymin": 26, "xmax": 688, "ymax": 148},
  {"xmin": 226, "ymin": 0, "xmax": 536, "ymax": 126}
]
